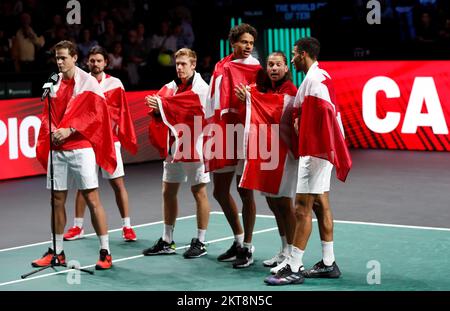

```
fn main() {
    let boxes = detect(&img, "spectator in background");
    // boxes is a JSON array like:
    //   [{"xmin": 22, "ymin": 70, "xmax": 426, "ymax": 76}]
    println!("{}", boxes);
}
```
[
  {"xmin": 78, "ymin": 28, "xmax": 98, "ymax": 67},
  {"xmin": 395, "ymin": 0, "xmax": 417, "ymax": 42},
  {"xmin": 439, "ymin": 17, "xmax": 450, "ymax": 43},
  {"xmin": 108, "ymin": 41, "xmax": 127, "ymax": 83},
  {"xmin": 93, "ymin": 9, "xmax": 109, "ymax": 37},
  {"xmin": 108, "ymin": 41, "xmax": 124, "ymax": 71},
  {"xmin": 149, "ymin": 20, "xmax": 177, "ymax": 66},
  {"xmin": 110, "ymin": 5, "xmax": 133, "ymax": 31},
  {"xmin": 148, "ymin": 19, "xmax": 178, "ymax": 87},
  {"xmin": 46, "ymin": 25, "xmax": 69, "ymax": 49},
  {"xmin": 0, "ymin": 27, "xmax": 13, "ymax": 72},
  {"xmin": 198, "ymin": 53, "xmax": 213, "ymax": 83},
  {"xmin": 415, "ymin": 11, "xmax": 438, "ymax": 43},
  {"xmin": 11, "ymin": 12, "xmax": 45, "ymax": 72},
  {"xmin": 123, "ymin": 29, "xmax": 147, "ymax": 87},
  {"xmin": 44, "ymin": 14, "xmax": 64, "ymax": 45},
  {"xmin": 99, "ymin": 19, "xmax": 122, "ymax": 51},
  {"xmin": 170, "ymin": 1, "xmax": 195, "ymax": 48},
  {"xmin": 136, "ymin": 22, "xmax": 152, "ymax": 52}
]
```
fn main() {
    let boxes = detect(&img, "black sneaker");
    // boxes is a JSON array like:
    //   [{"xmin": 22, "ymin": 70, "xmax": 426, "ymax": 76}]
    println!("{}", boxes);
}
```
[
  {"xmin": 217, "ymin": 241, "xmax": 239, "ymax": 262},
  {"xmin": 183, "ymin": 238, "xmax": 207, "ymax": 259},
  {"xmin": 302, "ymin": 260, "xmax": 341, "ymax": 278},
  {"xmin": 232, "ymin": 245, "xmax": 254, "ymax": 269},
  {"xmin": 142, "ymin": 237, "xmax": 176, "ymax": 256},
  {"xmin": 264, "ymin": 264, "xmax": 305, "ymax": 285}
]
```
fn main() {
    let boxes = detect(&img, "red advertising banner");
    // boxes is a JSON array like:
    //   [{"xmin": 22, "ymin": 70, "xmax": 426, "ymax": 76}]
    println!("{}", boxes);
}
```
[
  {"xmin": 2, "ymin": 61, "xmax": 450, "ymax": 180},
  {"xmin": 0, "ymin": 90, "xmax": 159, "ymax": 180},
  {"xmin": 321, "ymin": 61, "xmax": 450, "ymax": 151}
]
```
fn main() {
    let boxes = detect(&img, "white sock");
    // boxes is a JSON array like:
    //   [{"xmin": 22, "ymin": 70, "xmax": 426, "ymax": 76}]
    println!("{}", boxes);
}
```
[
  {"xmin": 243, "ymin": 242, "xmax": 253, "ymax": 252},
  {"xmin": 234, "ymin": 233, "xmax": 244, "ymax": 247},
  {"xmin": 283, "ymin": 244, "xmax": 293, "ymax": 256},
  {"xmin": 74, "ymin": 218, "xmax": 84, "ymax": 228},
  {"xmin": 322, "ymin": 240, "xmax": 335, "ymax": 266},
  {"xmin": 280, "ymin": 235, "xmax": 287, "ymax": 252},
  {"xmin": 122, "ymin": 217, "xmax": 131, "ymax": 228},
  {"xmin": 99, "ymin": 235, "xmax": 110, "ymax": 253},
  {"xmin": 289, "ymin": 246, "xmax": 305, "ymax": 272},
  {"xmin": 163, "ymin": 224, "xmax": 174, "ymax": 243},
  {"xmin": 197, "ymin": 229, "xmax": 207, "ymax": 243},
  {"xmin": 53, "ymin": 234, "xmax": 64, "ymax": 254}
]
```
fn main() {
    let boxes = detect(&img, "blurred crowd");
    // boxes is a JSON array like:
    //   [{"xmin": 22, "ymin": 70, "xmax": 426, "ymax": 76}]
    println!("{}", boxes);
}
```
[
  {"xmin": 309, "ymin": 0, "xmax": 450, "ymax": 59},
  {"xmin": 0, "ymin": 0, "xmax": 449, "ymax": 92},
  {"xmin": 0, "ymin": 0, "xmax": 215, "ymax": 89}
]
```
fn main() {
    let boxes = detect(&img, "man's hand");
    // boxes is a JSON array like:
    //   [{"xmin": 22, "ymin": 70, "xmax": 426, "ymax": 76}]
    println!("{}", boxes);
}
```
[
  {"xmin": 294, "ymin": 117, "xmax": 299, "ymax": 135},
  {"xmin": 52, "ymin": 128, "xmax": 73, "ymax": 145},
  {"xmin": 234, "ymin": 83, "xmax": 248, "ymax": 103},
  {"xmin": 145, "ymin": 95, "xmax": 160, "ymax": 113}
]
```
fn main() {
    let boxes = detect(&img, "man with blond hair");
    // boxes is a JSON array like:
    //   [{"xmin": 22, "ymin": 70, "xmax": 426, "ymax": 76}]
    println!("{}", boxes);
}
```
[{"xmin": 144, "ymin": 48, "xmax": 211, "ymax": 259}]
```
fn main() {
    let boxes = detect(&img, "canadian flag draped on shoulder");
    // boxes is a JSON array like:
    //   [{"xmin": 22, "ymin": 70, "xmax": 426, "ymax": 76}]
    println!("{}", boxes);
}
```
[
  {"xmin": 204, "ymin": 54, "xmax": 262, "ymax": 172},
  {"xmin": 239, "ymin": 81, "xmax": 298, "ymax": 194},
  {"xmin": 36, "ymin": 66, "xmax": 117, "ymax": 174},
  {"xmin": 147, "ymin": 72, "xmax": 209, "ymax": 162},
  {"xmin": 295, "ymin": 61, "xmax": 352, "ymax": 182},
  {"xmin": 99, "ymin": 72, "xmax": 138, "ymax": 155}
]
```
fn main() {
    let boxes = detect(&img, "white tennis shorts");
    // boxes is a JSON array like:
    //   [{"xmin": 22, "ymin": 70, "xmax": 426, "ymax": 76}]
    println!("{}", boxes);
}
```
[
  {"xmin": 100, "ymin": 142, "xmax": 124, "ymax": 179},
  {"xmin": 296, "ymin": 156, "xmax": 333, "ymax": 194},
  {"xmin": 47, "ymin": 147, "xmax": 98, "ymax": 191},
  {"xmin": 163, "ymin": 155, "xmax": 210, "ymax": 185}
]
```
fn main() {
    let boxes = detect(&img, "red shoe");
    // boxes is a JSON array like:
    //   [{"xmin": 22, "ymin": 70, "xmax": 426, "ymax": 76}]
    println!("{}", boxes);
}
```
[
  {"xmin": 63, "ymin": 226, "xmax": 84, "ymax": 241},
  {"xmin": 31, "ymin": 248, "xmax": 66, "ymax": 267},
  {"xmin": 122, "ymin": 227, "xmax": 137, "ymax": 242},
  {"xmin": 95, "ymin": 249, "xmax": 112, "ymax": 270}
]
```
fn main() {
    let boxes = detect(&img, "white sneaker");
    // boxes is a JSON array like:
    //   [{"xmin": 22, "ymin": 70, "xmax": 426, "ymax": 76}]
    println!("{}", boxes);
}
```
[
  {"xmin": 263, "ymin": 252, "xmax": 286, "ymax": 267},
  {"xmin": 270, "ymin": 256, "xmax": 289, "ymax": 274}
]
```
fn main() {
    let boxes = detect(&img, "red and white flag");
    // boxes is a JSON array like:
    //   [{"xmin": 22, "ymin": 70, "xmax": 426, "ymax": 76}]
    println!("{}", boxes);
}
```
[
  {"xmin": 239, "ymin": 85, "xmax": 296, "ymax": 194},
  {"xmin": 294, "ymin": 62, "xmax": 352, "ymax": 182},
  {"xmin": 148, "ymin": 72, "xmax": 209, "ymax": 162},
  {"xmin": 204, "ymin": 55, "xmax": 262, "ymax": 172},
  {"xmin": 36, "ymin": 67, "xmax": 117, "ymax": 174},
  {"xmin": 99, "ymin": 72, "xmax": 138, "ymax": 155}
]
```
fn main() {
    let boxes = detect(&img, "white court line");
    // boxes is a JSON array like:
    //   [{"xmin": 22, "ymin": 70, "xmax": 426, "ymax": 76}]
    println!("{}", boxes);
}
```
[
  {"xmin": 2, "ymin": 211, "xmax": 450, "ymax": 253},
  {"xmin": 0, "ymin": 225, "xmax": 278, "ymax": 287},
  {"xmin": 1, "ymin": 211, "xmax": 450, "ymax": 287},
  {"xmin": 0, "ymin": 215, "xmax": 197, "ymax": 253},
  {"xmin": 333, "ymin": 219, "xmax": 450, "ymax": 232}
]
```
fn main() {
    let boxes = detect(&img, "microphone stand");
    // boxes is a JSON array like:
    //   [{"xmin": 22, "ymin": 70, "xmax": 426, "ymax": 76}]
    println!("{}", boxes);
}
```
[{"xmin": 21, "ymin": 77, "xmax": 94, "ymax": 279}]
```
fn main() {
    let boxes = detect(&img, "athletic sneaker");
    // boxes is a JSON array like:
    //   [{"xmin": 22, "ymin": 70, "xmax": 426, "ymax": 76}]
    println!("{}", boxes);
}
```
[
  {"xmin": 232, "ymin": 245, "xmax": 255, "ymax": 269},
  {"xmin": 63, "ymin": 226, "xmax": 84, "ymax": 241},
  {"xmin": 95, "ymin": 249, "xmax": 112, "ymax": 270},
  {"xmin": 217, "ymin": 241, "xmax": 239, "ymax": 262},
  {"xmin": 122, "ymin": 227, "xmax": 137, "ymax": 242},
  {"xmin": 142, "ymin": 237, "xmax": 176, "ymax": 256},
  {"xmin": 264, "ymin": 264, "xmax": 304, "ymax": 285},
  {"xmin": 302, "ymin": 260, "xmax": 342, "ymax": 278},
  {"xmin": 270, "ymin": 256, "xmax": 289, "ymax": 274},
  {"xmin": 31, "ymin": 248, "xmax": 66, "ymax": 267},
  {"xmin": 183, "ymin": 238, "xmax": 207, "ymax": 259},
  {"xmin": 263, "ymin": 252, "xmax": 286, "ymax": 268}
]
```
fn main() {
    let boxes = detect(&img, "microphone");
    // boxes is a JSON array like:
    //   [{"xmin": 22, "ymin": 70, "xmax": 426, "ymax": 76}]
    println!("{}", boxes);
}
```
[{"xmin": 41, "ymin": 73, "xmax": 60, "ymax": 101}]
